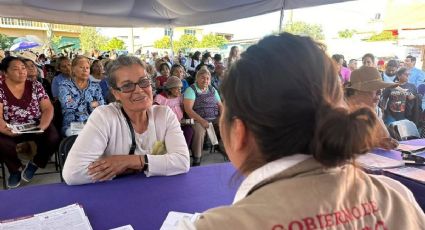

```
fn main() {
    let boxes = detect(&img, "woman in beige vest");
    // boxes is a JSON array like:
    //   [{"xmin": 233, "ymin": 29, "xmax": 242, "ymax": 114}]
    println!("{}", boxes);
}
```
[{"xmin": 180, "ymin": 33, "xmax": 425, "ymax": 229}]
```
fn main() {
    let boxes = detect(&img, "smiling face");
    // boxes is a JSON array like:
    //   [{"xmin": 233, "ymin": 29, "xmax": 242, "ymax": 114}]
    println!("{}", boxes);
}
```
[
  {"xmin": 172, "ymin": 66, "xmax": 185, "ymax": 79},
  {"xmin": 112, "ymin": 64, "xmax": 153, "ymax": 112},
  {"xmin": 196, "ymin": 72, "xmax": 211, "ymax": 90}
]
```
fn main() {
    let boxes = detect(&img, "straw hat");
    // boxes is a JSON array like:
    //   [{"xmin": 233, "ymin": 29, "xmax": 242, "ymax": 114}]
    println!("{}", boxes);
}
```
[
  {"xmin": 17, "ymin": 51, "xmax": 37, "ymax": 63},
  {"xmin": 164, "ymin": 76, "xmax": 182, "ymax": 89},
  {"xmin": 348, "ymin": 66, "xmax": 396, "ymax": 91}
]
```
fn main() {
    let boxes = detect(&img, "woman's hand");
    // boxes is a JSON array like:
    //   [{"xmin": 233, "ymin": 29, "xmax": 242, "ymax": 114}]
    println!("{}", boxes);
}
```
[
  {"xmin": 87, "ymin": 155, "xmax": 141, "ymax": 182},
  {"xmin": 379, "ymin": 137, "xmax": 399, "ymax": 150},
  {"xmin": 0, "ymin": 124, "xmax": 18, "ymax": 137},
  {"xmin": 199, "ymin": 119, "xmax": 209, "ymax": 129},
  {"xmin": 91, "ymin": 101, "xmax": 100, "ymax": 108}
]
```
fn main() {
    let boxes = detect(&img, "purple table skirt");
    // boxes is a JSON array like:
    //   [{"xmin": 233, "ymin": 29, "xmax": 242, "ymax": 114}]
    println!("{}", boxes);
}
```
[
  {"xmin": 0, "ymin": 163, "xmax": 240, "ymax": 230},
  {"xmin": 373, "ymin": 139, "xmax": 425, "ymax": 212}
]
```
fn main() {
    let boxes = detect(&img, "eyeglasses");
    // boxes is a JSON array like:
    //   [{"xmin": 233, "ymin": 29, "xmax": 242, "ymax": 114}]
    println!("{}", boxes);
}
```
[{"xmin": 115, "ymin": 77, "xmax": 151, "ymax": 93}]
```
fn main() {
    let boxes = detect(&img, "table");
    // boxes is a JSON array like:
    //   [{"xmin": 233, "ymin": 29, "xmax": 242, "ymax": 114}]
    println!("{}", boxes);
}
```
[
  {"xmin": 0, "ymin": 163, "xmax": 241, "ymax": 230},
  {"xmin": 373, "ymin": 139, "xmax": 425, "ymax": 212}
]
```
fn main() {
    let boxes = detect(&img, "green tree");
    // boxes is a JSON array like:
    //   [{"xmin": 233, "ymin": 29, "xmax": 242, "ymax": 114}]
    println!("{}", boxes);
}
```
[
  {"xmin": 153, "ymin": 36, "xmax": 171, "ymax": 49},
  {"xmin": 367, "ymin": 31, "xmax": 397, "ymax": 42},
  {"xmin": 0, "ymin": 33, "xmax": 12, "ymax": 50},
  {"xmin": 79, "ymin": 27, "xmax": 108, "ymax": 52},
  {"xmin": 101, "ymin": 37, "xmax": 126, "ymax": 51},
  {"xmin": 338, "ymin": 29, "xmax": 357, "ymax": 39},
  {"xmin": 198, "ymin": 34, "xmax": 228, "ymax": 48},
  {"xmin": 178, "ymin": 34, "xmax": 198, "ymax": 51},
  {"xmin": 283, "ymin": 21, "xmax": 325, "ymax": 40}
]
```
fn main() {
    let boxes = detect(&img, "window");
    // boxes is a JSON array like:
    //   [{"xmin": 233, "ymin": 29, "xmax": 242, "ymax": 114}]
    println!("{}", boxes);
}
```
[
  {"xmin": 184, "ymin": 29, "xmax": 196, "ymax": 36},
  {"xmin": 164, "ymin": 28, "xmax": 173, "ymax": 36}
]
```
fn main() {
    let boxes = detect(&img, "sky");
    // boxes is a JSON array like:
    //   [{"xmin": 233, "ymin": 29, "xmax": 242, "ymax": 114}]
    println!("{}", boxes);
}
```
[{"xmin": 200, "ymin": 0, "xmax": 387, "ymax": 40}]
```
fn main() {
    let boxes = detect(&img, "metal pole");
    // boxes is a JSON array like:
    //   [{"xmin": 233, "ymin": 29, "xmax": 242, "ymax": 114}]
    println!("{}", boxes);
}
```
[
  {"xmin": 130, "ymin": 27, "xmax": 134, "ymax": 54},
  {"xmin": 278, "ymin": 0, "xmax": 286, "ymax": 33},
  {"xmin": 169, "ymin": 27, "xmax": 174, "ymax": 61}
]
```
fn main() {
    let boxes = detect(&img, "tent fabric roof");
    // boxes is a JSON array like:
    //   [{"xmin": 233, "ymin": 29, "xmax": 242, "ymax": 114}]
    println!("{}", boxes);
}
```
[{"xmin": 0, "ymin": 0, "xmax": 352, "ymax": 27}]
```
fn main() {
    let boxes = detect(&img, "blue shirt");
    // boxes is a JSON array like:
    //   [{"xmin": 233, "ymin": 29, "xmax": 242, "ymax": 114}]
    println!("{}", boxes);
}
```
[
  {"xmin": 58, "ymin": 79, "xmax": 105, "ymax": 134},
  {"xmin": 181, "ymin": 79, "xmax": 189, "ymax": 94},
  {"xmin": 51, "ymin": 73, "xmax": 70, "ymax": 98},
  {"xmin": 99, "ymin": 78, "xmax": 110, "ymax": 103},
  {"xmin": 382, "ymin": 73, "xmax": 396, "ymax": 83},
  {"xmin": 408, "ymin": 67, "xmax": 425, "ymax": 88}
]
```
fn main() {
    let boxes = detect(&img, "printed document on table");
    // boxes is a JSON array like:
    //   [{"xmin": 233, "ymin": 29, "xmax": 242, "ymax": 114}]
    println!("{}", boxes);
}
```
[
  {"xmin": 357, "ymin": 153, "xmax": 405, "ymax": 169},
  {"xmin": 0, "ymin": 203, "xmax": 92, "ymax": 230},
  {"xmin": 160, "ymin": 211, "xmax": 200, "ymax": 230},
  {"xmin": 397, "ymin": 143, "xmax": 425, "ymax": 154},
  {"xmin": 385, "ymin": 167, "xmax": 425, "ymax": 183}
]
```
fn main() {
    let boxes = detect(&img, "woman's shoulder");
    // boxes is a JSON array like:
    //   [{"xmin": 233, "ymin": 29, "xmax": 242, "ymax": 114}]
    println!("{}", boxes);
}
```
[{"xmin": 95, "ymin": 102, "xmax": 121, "ymax": 115}]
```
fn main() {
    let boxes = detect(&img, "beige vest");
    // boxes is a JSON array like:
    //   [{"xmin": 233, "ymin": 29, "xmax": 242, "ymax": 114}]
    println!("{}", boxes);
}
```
[{"xmin": 195, "ymin": 158, "xmax": 425, "ymax": 229}]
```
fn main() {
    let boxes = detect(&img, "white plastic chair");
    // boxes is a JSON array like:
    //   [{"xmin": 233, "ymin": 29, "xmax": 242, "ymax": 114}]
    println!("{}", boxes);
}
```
[{"xmin": 389, "ymin": 119, "xmax": 420, "ymax": 141}]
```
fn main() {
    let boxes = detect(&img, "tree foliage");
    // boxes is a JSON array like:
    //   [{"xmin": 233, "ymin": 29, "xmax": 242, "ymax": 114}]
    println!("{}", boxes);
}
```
[
  {"xmin": 101, "ymin": 37, "xmax": 126, "ymax": 51},
  {"xmin": 178, "ymin": 34, "xmax": 199, "ymax": 51},
  {"xmin": 198, "ymin": 34, "xmax": 228, "ymax": 48},
  {"xmin": 338, "ymin": 29, "xmax": 357, "ymax": 39},
  {"xmin": 283, "ymin": 21, "xmax": 325, "ymax": 40},
  {"xmin": 0, "ymin": 33, "xmax": 12, "ymax": 50},
  {"xmin": 153, "ymin": 36, "xmax": 171, "ymax": 49},
  {"xmin": 79, "ymin": 27, "xmax": 108, "ymax": 52},
  {"xmin": 367, "ymin": 31, "xmax": 397, "ymax": 42},
  {"xmin": 153, "ymin": 34, "xmax": 228, "ymax": 53}
]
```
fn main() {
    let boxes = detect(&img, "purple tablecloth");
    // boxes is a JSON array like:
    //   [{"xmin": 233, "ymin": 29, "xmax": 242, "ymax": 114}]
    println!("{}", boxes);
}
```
[
  {"xmin": 0, "ymin": 163, "xmax": 240, "ymax": 230},
  {"xmin": 373, "ymin": 139, "xmax": 425, "ymax": 212}
]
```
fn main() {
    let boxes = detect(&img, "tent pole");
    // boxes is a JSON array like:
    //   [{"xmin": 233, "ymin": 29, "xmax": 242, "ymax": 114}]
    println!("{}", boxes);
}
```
[
  {"xmin": 278, "ymin": 0, "xmax": 286, "ymax": 33},
  {"xmin": 169, "ymin": 27, "xmax": 174, "ymax": 61}
]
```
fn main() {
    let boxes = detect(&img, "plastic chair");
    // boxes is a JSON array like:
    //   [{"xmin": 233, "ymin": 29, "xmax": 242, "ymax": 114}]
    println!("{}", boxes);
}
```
[
  {"xmin": 388, "ymin": 119, "xmax": 420, "ymax": 141},
  {"xmin": 58, "ymin": 135, "xmax": 78, "ymax": 181}
]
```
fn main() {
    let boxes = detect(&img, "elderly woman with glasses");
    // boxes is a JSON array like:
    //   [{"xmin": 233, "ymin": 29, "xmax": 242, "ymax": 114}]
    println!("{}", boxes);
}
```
[{"xmin": 63, "ymin": 56, "xmax": 190, "ymax": 185}]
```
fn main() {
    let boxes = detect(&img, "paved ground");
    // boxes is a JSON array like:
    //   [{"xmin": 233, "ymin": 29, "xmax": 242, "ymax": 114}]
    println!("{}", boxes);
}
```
[{"xmin": 0, "ymin": 150, "xmax": 228, "ymax": 190}]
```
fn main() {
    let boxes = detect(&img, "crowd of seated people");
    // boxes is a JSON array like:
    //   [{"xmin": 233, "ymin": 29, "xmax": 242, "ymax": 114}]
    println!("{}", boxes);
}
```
[{"xmin": 334, "ymin": 52, "xmax": 425, "ymax": 139}]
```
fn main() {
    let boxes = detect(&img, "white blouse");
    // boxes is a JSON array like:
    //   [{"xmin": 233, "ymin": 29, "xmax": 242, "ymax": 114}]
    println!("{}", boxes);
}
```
[{"xmin": 63, "ymin": 103, "xmax": 190, "ymax": 185}]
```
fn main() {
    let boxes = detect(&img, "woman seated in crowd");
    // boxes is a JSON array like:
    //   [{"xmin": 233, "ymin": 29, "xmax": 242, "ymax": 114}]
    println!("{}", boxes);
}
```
[
  {"xmin": 62, "ymin": 56, "xmax": 190, "ymax": 185},
  {"xmin": 58, "ymin": 56, "xmax": 104, "ymax": 136},
  {"xmin": 382, "ymin": 67, "xmax": 417, "ymax": 125},
  {"xmin": 180, "ymin": 33, "xmax": 425, "ymax": 229},
  {"xmin": 184, "ymin": 66, "xmax": 222, "ymax": 166},
  {"xmin": 0, "ymin": 56, "xmax": 59, "ymax": 188},
  {"xmin": 21, "ymin": 52, "xmax": 53, "ymax": 99},
  {"xmin": 170, "ymin": 64, "xmax": 189, "ymax": 93},
  {"xmin": 51, "ymin": 56, "xmax": 71, "ymax": 100},
  {"xmin": 154, "ymin": 76, "xmax": 193, "ymax": 148},
  {"xmin": 155, "ymin": 62, "xmax": 170, "ymax": 94},
  {"xmin": 89, "ymin": 60, "xmax": 105, "ymax": 83},
  {"xmin": 345, "ymin": 66, "xmax": 399, "ymax": 149}
]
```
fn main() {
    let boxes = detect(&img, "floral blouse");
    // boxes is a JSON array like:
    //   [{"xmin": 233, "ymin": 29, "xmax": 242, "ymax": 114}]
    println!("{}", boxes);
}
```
[
  {"xmin": 58, "ymin": 79, "xmax": 104, "ymax": 134},
  {"xmin": 0, "ymin": 79, "xmax": 49, "ymax": 125}
]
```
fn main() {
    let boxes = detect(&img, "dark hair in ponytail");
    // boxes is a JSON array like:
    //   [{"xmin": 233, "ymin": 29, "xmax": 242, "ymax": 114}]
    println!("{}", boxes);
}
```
[
  {"xmin": 312, "ymin": 106, "xmax": 379, "ymax": 167},
  {"xmin": 220, "ymin": 33, "xmax": 381, "ymax": 174}
]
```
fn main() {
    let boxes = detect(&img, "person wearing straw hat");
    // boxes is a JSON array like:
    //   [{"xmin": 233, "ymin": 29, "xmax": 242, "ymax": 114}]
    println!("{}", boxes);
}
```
[
  {"xmin": 18, "ymin": 51, "xmax": 53, "ymax": 99},
  {"xmin": 154, "ymin": 76, "xmax": 193, "ymax": 148},
  {"xmin": 345, "ymin": 66, "xmax": 398, "ymax": 149}
]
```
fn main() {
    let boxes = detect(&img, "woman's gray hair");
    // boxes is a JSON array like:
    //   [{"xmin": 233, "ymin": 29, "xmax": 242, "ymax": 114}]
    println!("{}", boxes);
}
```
[{"xmin": 106, "ymin": 56, "xmax": 146, "ymax": 89}]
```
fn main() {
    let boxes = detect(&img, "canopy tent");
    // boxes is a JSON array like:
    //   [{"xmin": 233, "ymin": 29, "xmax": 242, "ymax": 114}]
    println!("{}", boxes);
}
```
[{"xmin": 0, "ymin": 0, "xmax": 353, "ymax": 27}]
